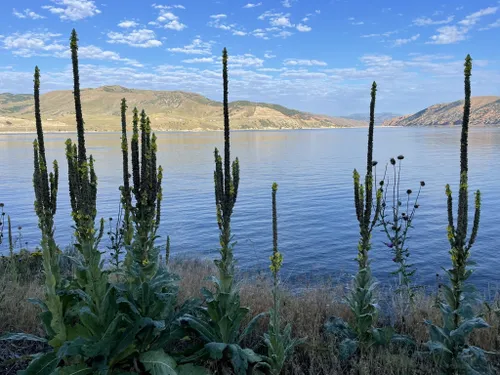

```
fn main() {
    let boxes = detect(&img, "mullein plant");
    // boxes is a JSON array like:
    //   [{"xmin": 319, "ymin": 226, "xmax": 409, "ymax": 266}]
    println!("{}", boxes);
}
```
[
  {"xmin": 426, "ymin": 55, "xmax": 493, "ymax": 374},
  {"xmin": 326, "ymin": 82, "xmax": 399, "ymax": 359},
  {"xmin": 2, "ymin": 30, "xmax": 206, "ymax": 374},
  {"xmin": 107, "ymin": 99, "xmax": 134, "ymax": 272},
  {"xmin": 379, "ymin": 156, "xmax": 425, "ymax": 308},
  {"xmin": 182, "ymin": 48, "xmax": 265, "ymax": 375},
  {"xmin": 262, "ymin": 183, "xmax": 305, "ymax": 374}
]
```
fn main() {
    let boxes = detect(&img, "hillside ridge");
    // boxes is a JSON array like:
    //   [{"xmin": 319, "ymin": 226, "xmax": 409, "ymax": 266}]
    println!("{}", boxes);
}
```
[
  {"xmin": 382, "ymin": 96, "xmax": 500, "ymax": 127},
  {"xmin": 0, "ymin": 86, "xmax": 364, "ymax": 132}
]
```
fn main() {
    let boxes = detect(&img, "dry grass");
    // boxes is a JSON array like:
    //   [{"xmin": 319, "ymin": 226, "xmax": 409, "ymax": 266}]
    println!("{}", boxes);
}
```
[{"xmin": 1, "ymin": 258, "xmax": 499, "ymax": 374}]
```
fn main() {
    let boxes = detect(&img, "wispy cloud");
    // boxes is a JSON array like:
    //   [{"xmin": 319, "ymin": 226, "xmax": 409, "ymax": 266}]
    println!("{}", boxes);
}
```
[
  {"xmin": 412, "ymin": 15, "xmax": 454, "ymax": 26},
  {"xmin": 480, "ymin": 18, "xmax": 500, "ymax": 30},
  {"xmin": 284, "ymin": 59, "xmax": 327, "ymax": 66},
  {"xmin": 167, "ymin": 38, "xmax": 214, "ymax": 55},
  {"xmin": 428, "ymin": 7, "xmax": 497, "ymax": 44},
  {"xmin": 243, "ymin": 2, "xmax": 262, "ymax": 8},
  {"xmin": 151, "ymin": 4, "xmax": 187, "ymax": 30},
  {"xmin": 12, "ymin": 8, "xmax": 45, "ymax": 19},
  {"xmin": 107, "ymin": 29, "xmax": 162, "ymax": 48},
  {"xmin": 361, "ymin": 30, "xmax": 398, "ymax": 38},
  {"xmin": 393, "ymin": 34, "xmax": 420, "ymax": 47},
  {"xmin": 210, "ymin": 14, "xmax": 227, "ymax": 19},
  {"xmin": 1, "ymin": 31, "xmax": 64, "ymax": 57},
  {"xmin": 182, "ymin": 57, "xmax": 214, "ymax": 64},
  {"xmin": 118, "ymin": 20, "xmax": 138, "ymax": 28},
  {"xmin": 282, "ymin": 0, "xmax": 296, "ymax": 8},
  {"xmin": 458, "ymin": 7, "xmax": 497, "ymax": 26},
  {"xmin": 296, "ymin": 24, "xmax": 311, "ymax": 32},
  {"xmin": 42, "ymin": 0, "xmax": 100, "ymax": 21}
]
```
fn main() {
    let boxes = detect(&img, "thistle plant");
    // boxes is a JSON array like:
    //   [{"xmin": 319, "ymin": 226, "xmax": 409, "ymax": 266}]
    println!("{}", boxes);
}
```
[
  {"xmin": 263, "ymin": 183, "xmax": 304, "ymax": 375},
  {"xmin": 182, "ymin": 48, "xmax": 264, "ymax": 375},
  {"xmin": 426, "ymin": 55, "xmax": 492, "ymax": 374},
  {"xmin": 379, "ymin": 156, "xmax": 425, "ymax": 307}
]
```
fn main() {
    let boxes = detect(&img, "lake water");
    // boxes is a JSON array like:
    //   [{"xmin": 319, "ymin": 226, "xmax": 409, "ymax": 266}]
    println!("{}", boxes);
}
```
[{"xmin": 1, "ymin": 128, "xmax": 499, "ymax": 290}]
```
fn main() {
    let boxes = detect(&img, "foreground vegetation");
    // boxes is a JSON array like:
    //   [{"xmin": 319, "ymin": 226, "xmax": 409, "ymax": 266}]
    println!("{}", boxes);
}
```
[{"xmin": 0, "ymin": 29, "xmax": 499, "ymax": 374}]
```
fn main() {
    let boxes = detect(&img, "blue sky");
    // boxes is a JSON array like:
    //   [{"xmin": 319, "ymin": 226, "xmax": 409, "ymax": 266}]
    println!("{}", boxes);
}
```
[{"xmin": 0, "ymin": 0, "xmax": 499, "ymax": 116}]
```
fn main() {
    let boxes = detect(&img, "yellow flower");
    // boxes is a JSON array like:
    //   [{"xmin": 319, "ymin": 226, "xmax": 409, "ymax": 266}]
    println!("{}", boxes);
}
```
[
  {"xmin": 142, "ymin": 258, "xmax": 149, "ymax": 266},
  {"xmin": 269, "ymin": 251, "xmax": 283, "ymax": 274}
]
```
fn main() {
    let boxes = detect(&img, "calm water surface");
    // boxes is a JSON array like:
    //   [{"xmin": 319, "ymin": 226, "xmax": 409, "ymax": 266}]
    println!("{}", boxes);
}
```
[{"xmin": 1, "ymin": 128, "xmax": 499, "ymax": 289}]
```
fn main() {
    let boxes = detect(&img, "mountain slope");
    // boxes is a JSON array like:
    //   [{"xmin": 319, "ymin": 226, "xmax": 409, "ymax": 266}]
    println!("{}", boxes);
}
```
[
  {"xmin": 0, "ymin": 86, "xmax": 364, "ymax": 132},
  {"xmin": 341, "ymin": 112, "xmax": 402, "ymax": 126},
  {"xmin": 382, "ymin": 96, "xmax": 500, "ymax": 127}
]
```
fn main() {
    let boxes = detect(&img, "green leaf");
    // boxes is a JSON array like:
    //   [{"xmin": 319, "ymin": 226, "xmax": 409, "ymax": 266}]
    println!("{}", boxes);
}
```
[
  {"xmin": 52, "ymin": 364, "xmax": 93, "ymax": 375},
  {"xmin": 0, "ymin": 332, "xmax": 47, "ymax": 343},
  {"xmin": 139, "ymin": 350, "xmax": 178, "ymax": 375},
  {"xmin": 239, "ymin": 311, "xmax": 266, "ymax": 344},
  {"xmin": 227, "ymin": 344, "xmax": 248, "ymax": 375},
  {"xmin": 205, "ymin": 342, "xmax": 227, "ymax": 360},
  {"xmin": 339, "ymin": 338, "xmax": 358, "ymax": 360},
  {"xmin": 177, "ymin": 364, "xmax": 211, "ymax": 375},
  {"xmin": 451, "ymin": 318, "xmax": 489, "ymax": 340},
  {"xmin": 20, "ymin": 352, "xmax": 59, "ymax": 375}
]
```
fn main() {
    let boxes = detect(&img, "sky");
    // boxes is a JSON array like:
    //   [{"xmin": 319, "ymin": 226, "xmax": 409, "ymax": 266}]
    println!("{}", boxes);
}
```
[{"xmin": 0, "ymin": 0, "xmax": 499, "ymax": 116}]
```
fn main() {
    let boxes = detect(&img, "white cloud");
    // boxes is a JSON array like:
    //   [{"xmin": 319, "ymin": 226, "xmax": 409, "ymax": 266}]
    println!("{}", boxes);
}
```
[
  {"xmin": 352, "ymin": 21, "xmax": 364, "ymax": 25},
  {"xmin": 276, "ymin": 30, "xmax": 293, "ymax": 38},
  {"xmin": 154, "ymin": 7, "xmax": 187, "ymax": 30},
  {"xmin": 243, "ymin": 2, "xmax": 262, "ymax": 8},
  {"xmin": 480, "ymin": 18, "xmax": 500, "ymax": 30},
  {"xmin": 167, "ymin": 38, "xmax": 214, "ymax": 55},
  {"xmin": 426, "ymin": 7, "xmax": 497, "ymax": 44},
  {"xmin": 282, "ymin": 0, "xmax": 296, "ymax": 7},
  {"xmin": 2, "ymin": 32, "xmax": 65, "ymax": 57},
  {"xmin": 230, "ymin": 54, "xmax": 264, "ymax": 67},
  {"xmin": 281, "ymin": 70, "xmax": 327, "ymax": 79},
  {"xmin": 264, "ymin": 53, "xmax": 276, "ymax": 58},
  {"xmin": 107, "ymin": 29, "xmax": 162, "ymax": 48},
  {"xmin": 152, "ymin": 4, "xmax": 185, "ymax": 10},
  {"xmin": 42, "ymin": 0, "xmax": 100, "ymax": 21},
  {"xmin": 393, "ymin": 34, "xmax": 420, "ymax": 47},
  {"xmin": 271, "ymin": 16, "xmax": 293, "ymax": 27},
  {"xmin": 56, "ymin": 45, "xmax": 143, "ymax": 67},
  {"xmin": 13, "ymin": 8, "xmax": 46, "ymax": 19},
  {"xmin": 296, "ymin": 24, "xmax": 311, "ymax": 32},
  {"xmin": 458, "ymin": 7, "xmax": 497, "ymax": 26},
  {"xmin": 361, "ymin": 30, "xmax": 398, "ymax": 38},
  {"xmin": 284, "ymin": 59, "xmax": 327, "ymax": 66},
  {"xmin": 413, "ymin": 15, "xmax": 454, "ymax": 26},
  {"xmin": 428, "ymin": 25, "xmax": 467, "ymax": 44},
  {"xmin": 210, "ymin": 14, "xmax": 227, "ymax": 19},
  {"xmin": 233, "ymin": 30, "xmax": 247, "ymax": 36},
  {"xmin": 118, "ymin": 20, "xmax": 139, "ymax": 28},
  {"xmin": 302, "ymin": 16, "xmax": 309, "ymax": 22},
  {"xmin": 164, "ymin": 20, "xmax": 187, "ymax": 30},
  {"xmin": 182, "ymin": 57, "xmax": 214, "ymax": 63}
]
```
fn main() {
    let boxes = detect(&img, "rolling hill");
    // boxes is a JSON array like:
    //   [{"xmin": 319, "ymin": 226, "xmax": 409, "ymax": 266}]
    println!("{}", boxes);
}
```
[
  {"xmin": 0, "ymin": 86, "xmax": 364, "ymax": 132},
  {"xmin": 382, "ymin": 96, "xmax": 500, "ymax": 127}
]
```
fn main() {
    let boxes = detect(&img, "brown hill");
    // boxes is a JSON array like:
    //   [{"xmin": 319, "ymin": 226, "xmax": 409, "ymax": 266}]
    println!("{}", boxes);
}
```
[
  {"xmin": 382, "ymin": 96, "xmax": 500, "ymax": 127},
  {"xmin": 0, "ymin": 86, "xmax": 364, "ymax": 132}
]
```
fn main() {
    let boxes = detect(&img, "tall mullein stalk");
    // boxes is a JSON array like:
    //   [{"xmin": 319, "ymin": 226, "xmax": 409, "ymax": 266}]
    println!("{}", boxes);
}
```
[
  {"xmin": 445, "ymin": 54, "xmax": 481, "ymax": 328},
  {"xmin": 65, "ymin": 30, "xmax": 106, "ymax": 309},
  {"xmin": 122, "ymin": 104, "xmax": 163, "ymax": 280},
  {"xmin": 426, "ymin": 55, "xmax": 491, "ymax": 375},
  {"xmin": 108, "ymin": 99, "xmax": 133, "ymax": 271},
  {"xmin": 214, "ymin": 48, "xmax": 240, "ymax": 281},
  {"xmin": 7, "ymin": 216, "xmax": 13, "ymax": 258},
  {"xmin": 348, "ymin": 82, "xmax": 382, "ymax": 348},
  {"xmin": 32, "ymin": 66, "xmax": 66, "ymax": 347}
]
